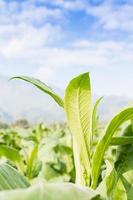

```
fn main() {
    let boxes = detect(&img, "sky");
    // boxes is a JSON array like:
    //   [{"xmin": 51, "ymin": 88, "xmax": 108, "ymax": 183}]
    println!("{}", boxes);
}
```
[{"xmin": 0, "ymin": 0, "xmax": 133, "ymax": 97}]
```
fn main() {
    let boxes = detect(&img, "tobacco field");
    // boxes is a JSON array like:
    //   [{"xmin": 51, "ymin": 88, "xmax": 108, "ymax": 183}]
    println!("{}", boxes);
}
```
[{"xmin": 0, "ymin": 73, "xmax": 133, "ymax": 199}]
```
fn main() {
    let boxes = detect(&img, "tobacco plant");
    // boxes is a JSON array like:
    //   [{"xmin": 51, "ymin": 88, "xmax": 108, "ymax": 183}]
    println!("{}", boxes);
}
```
[{"xmin": 0, "ymin": 72, "xmax": 133, "ymax": 199}]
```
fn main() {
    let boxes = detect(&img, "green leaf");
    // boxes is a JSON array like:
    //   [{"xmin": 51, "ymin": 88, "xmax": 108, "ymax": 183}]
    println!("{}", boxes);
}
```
[
  {"xmin": 120, "ymin": 175, "xmax": 133, "ymax": 200},
  {"xmin": 26, "ymin": 144, "xmax": 40, "ymax": 179},
  {"xmin": 97, "ymin": 160, "xmax": 117, "ymax": 199},
  {"xmin": 0, "ymin": 163, "xmax": 30, "ymax": 191},
  {"xmin": 0, "ymin": 181, "xmax": 101, "ymax": 200},
  {"xmin": 91, "ymin": 107, "xmax": 133, "ymax": 189},
  {"xmin": 92, "ymin": 97, "xmax": 103, "ymax": 137},
  {"xmin": 11, "ymin": 76, "xmax": 64, "ymax": 108},
  {"xmin": 0, "ymin": 145, "xmax": 24, "ymax": 173},
  {"xmin": 110, "ymin": 136, "xmax": 133, "ymax": 146},
  {"xmin": 113, "ymin": 178, "xmax": 127, "ymax": 200},
  {"xmin": 64, "ymin": 72, "xmax": 92, "ymax": 186},
  {"xmin": 115, "ymin": 124, "xmax": 133, "ymax": 178}
]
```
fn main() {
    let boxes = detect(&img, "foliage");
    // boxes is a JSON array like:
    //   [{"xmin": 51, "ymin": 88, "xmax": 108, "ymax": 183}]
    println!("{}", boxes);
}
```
[
  {"xmin": 0, "ymin": 180, "xmax": 100, "ymax": 200},
  {"xmin": 0, "ymin": 72, "xmax": 133, "ymax": 199}
]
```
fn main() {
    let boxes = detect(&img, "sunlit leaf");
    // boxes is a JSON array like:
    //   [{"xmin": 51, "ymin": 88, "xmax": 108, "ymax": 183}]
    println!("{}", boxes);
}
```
[
  {"xmin": 92, "ymin": 108, "xmax": 133, "ymax": 189},
  {"xmin": 0, "ymin": 145, "xmax": 24, "ymax": 172},
  {"xmin": 64, "ymin": 72, "xmax": 91, "ymax": 186},
  {"xmin": 11, "ymin": 76, "xmax": 64, "ymax": 108}
]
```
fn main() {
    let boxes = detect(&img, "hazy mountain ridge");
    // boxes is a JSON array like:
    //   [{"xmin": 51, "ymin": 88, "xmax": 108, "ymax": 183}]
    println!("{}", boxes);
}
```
[{"xmin": 0, "ymin": 76, "xmax": 131, "ymax": 124}]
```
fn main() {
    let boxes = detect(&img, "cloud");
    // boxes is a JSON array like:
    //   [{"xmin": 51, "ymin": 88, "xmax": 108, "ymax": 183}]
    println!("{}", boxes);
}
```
[
  {"xmin": 86, "ymin": 3, "xmax": 133, "ymax": 32},
  {"xmin": 34, "ymin": 0, "xmax": 133, "ymax": 33},
  {"xmin": 0, "ymin": 0, "xmax": 63, "ymax": 25},
  {"xmin": 43, "ymin": 0, "xmax": 133, "ymax": 32},
  {"xmin": 33, "ymin": 38, "xmax": 133, "ymax": 71},
  {"xmin": 34, "ymin": 37, "xmax": 133, "ymax": 97},
  {"xmin": 0, "ymin": 0, "xmax": 133, "ymax": 98},
  {"xmin": 1, "ymin": 23, "xmax": 62, "ymax": 58},
  {"xmin": 0, "ymin": 0, "xmax": 65, "ymax": 58},
  {"xmin": 37, "ymin": 0, "xmax": 87, "ymax": 10}
]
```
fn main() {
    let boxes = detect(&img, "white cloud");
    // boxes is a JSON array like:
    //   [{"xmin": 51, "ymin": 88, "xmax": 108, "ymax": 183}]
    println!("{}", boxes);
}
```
[
  {"xmin": 35, "ymin": 39, "xmax": 133, "ymax": 69},
  {"xmin": 0, "ymin": 0, "xmax": 65, "ymax": 58},
  {"xmin": 86, "ymin": 4, "xmax": 133, "ymax": 32},
  {"xmin": 1, "ymin": 23, "xmax": 62, "ymax": 58},
  {"xmin": 33, "ymin": 37, "xmax": 133, "ymax": 97},
  {"xmin": 0, "ymin": 0, "xmax": 64, "ymax": 48},
  {"xmin": 35, "ymin": 0, "xmax": 133, "ymax": 33},
  {"xmin": 0, "ymin": 0, "xmax": 63, "ymax": 25},
  {"xmin": 34, "ymin": 46, "xmax": 107, "ymax": 84},
  {"xmin": 0, "ymin": 0, "xmax": 133, "ymax": 98},
  {"xmin": 39, "ymin": 0, "xmax": 87, "ymax": 10}
]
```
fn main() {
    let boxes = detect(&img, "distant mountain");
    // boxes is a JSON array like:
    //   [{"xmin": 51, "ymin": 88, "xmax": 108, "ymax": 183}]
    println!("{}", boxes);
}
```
[
  {"xmin": 97, "ymin": 96, "xmax": 131, "ymax": 122},
  {"xmin": 0, "ymin": 109, "xmax": 13, "ymax": 123},
  {"xmin": 0, "ymin": 75, "xmax": 131, "ymax": 124},
  {"xmin": 20, "ymin": 107, "xmax": 65, "ymax": 124}
]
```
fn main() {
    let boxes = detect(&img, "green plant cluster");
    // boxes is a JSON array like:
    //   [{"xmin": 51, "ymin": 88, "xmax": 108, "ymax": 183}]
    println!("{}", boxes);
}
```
[{"xmin": 0, "ymin": 73, "xmax": 133, "ymax": 199}]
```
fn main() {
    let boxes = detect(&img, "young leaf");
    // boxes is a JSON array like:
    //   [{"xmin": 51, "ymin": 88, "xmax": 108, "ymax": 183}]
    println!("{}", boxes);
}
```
[
  {"xmin": 91, "ymin": 107, "xmax": 133, "ymax": 189},
  {"xmin": 11, "ymin": 76, "xmax": 64, "ymax": 108},
  {"xmin": 64, "ymin": 72, "xmax": 91, "ymax": 186},
  {"xmin": 0, "ymin": 163, "xmax": 30, "ymax": 190},
  {"xmin": 26, "ymin": 144, "xmax": 39, "ymax": 179},
  {"xmin": 92, "ymin": 97, "xmax": 103, "ymax": 137},
  {"xmin": 97, "ymin": 160, "xmax": 117, "ymax": 199},
  {"xmin": 0, "ymin": 145, "xmax": 24, "ymax": 173}
]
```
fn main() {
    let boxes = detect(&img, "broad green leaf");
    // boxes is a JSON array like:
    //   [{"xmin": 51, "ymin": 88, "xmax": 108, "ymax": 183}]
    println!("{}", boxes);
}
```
[
  {"xmin": 120, "ymin": 175, "xmax": 133, "ymax": 200},
  {"xmin": 113, "ymin": 178, "xmax": 127, "ymax": 200},
  {"xmin": 123, "ymin": 124, "xmax": 133, "ymax": 136},
  {"xmin": 97, "ymin": 161, "xmax": 117, "ymax": 200},
  {"xmin": 110, "ymin": 136, "xmax": 133, "ymax": 145},
  {"xmin": 0, "ymin": 145, "xmax": 24, "ymax": 173},
  {"xmin": 0, "ymin": 163, "xmax": 30, "ymax": 190},
  {"xmin": 115, "ymin": 124, "xmax": 133, "ymax": 178},
  {"xmin": 105, "ymin": 163, "xmax": 117, "ymax": 199},
  {"xmin": 64, "ymin": 72, "xmax": 91, "ymax": 186},
  {"xmin": 91, "ymin": 107, "xmax": 133, "ymax": 189},
  {"xmin": 92, "ymin": 97, "xmax": 103, "ymax": 137},
  {"xmin": 0, "ymin": 181, "xmax": 101, "ymax": 200},
  {"xmin": 11, "ymin": 76, "xmax": 64, "ymax": 108}
]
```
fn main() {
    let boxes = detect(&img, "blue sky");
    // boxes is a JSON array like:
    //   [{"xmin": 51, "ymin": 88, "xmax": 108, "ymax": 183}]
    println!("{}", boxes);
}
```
[{"xmin": 0, "ymin": 0, "xmax": 133, "ymax": 97}]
